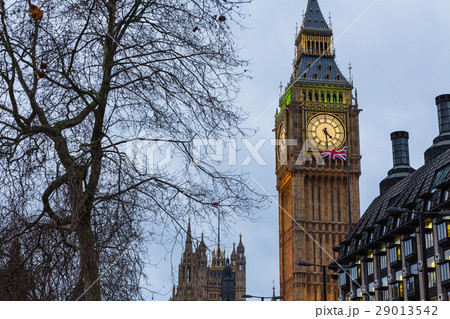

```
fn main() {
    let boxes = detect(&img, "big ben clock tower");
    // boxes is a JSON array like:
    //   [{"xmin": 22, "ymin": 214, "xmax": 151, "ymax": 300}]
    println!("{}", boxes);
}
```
[{"xmin": 275, "ymin": 0, "xmax": 361, "ymax": 301}]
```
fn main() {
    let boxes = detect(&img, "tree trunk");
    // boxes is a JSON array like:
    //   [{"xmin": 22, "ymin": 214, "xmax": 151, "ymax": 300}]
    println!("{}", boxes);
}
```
[{"xmin": 76, "ymin": 210, "xmax": 101, "ymax": 301}]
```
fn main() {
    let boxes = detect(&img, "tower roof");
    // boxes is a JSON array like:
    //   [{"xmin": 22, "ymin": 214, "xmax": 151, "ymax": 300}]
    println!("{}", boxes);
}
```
[
  {"xmin": 301, "ymin": 0, "xmax": 332, "ymax": 35},
  {"xmin": 294, "ymin": 56, "xmax": 352, "ymax": 88},
  {"xmin": 184, "ymin": 218, "xmax": 193, "ymax": 253},
  {"xmin": 237, "ymin": 234, "xmax": 244, "ymax": 253}
]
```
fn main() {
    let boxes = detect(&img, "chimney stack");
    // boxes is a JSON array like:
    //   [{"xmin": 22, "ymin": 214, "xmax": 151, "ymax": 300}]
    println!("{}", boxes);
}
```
[
  {"xmin": 425, "ymin": 94, "xmax": 450, "ymax": 164},
  {"xmin": 380, "ymin": 131, "xmax": 415, "ymax": 195}
]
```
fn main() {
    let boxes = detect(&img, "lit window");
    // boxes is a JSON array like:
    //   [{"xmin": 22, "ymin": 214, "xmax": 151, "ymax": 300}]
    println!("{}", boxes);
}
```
[
  {"xmin": 428, "ymin": 271, "xmax": 437, "ymax": 288},
  {"xmin": 425, "ymin": 232, "xmax": 434, "ymax": 249},
  {"xmin": 395, "ymin": 270, "xmax": 403, "ymax": 282},
  {"xmin": 389, "ymin": 247, "xmax": 401, "ymax": 264},
  {"xmin": 351, "ymin": 265, "xmax": 361, "ymax": 281},
  {"xmin": 391, "ymin": 282, "xmax": 403, "ymax": 300},
  {"xmin": 427, "ymin": 256, "xmax": 436, "ymax": 269}
]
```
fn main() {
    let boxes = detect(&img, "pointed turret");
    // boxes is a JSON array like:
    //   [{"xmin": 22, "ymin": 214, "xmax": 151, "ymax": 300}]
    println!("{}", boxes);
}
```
[
  {"xmin": 237, "ymin": 234, "xmax": 245, "ymax": 254},
  {"xmin": 301, "ymin": 0, "xmax": 332, "ymax": 35},
  {"xmin": 184, "ymin": 218, "xmax": 193, "ymax": 254},
  {"xmin": 291, "ymin": 0, "xmax": 351, "ymax": 89}
]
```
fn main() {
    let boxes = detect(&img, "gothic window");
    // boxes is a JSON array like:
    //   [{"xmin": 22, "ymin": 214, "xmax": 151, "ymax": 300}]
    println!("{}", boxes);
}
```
[
  {"xmin": 325, "ymin": 74, "xmax": 330, "ymax": 80},
  {"xmin": 336, "ymin": 74, "xmax": 341, "ymax": 81},
  {"xmin": 324, "ymin": 42, "xmax": 328, "ymax": 52},
  {"xmin": 327, "ymin": 92, "xmax": 331, "ymax": 102},
  {"xmin": 339, "ymin": 93, "xmax": 343, "ymax": 103},
  {"xmin": 302, "ymin": 90, "xmax": 307, "ymax": 100},
  {"xmin": 307, "ymin": 41, "xmax": 311, "ymax": 51},
  {"xmin": 333, "ymin": 92, "xmax": 337, "ymax": 102},
  {"xmin": 239, "ymin": 264, "xmax": 243, "ymax": 270},
  {"xmin": 321, "ymin": 92, "xmax": 325, "ymax": 102},
  {"xmin": 308, "ymin": 91, "xmax": 313, "ymax": 101},
  {"xmin": 187, "ymin": 267, "xmax": 191, "ymax": 283},
  {"xmin": 315, "ymin": 91, "xmax": 319, "ymax": 101},
  {"xmin": 318, "ymin": 64, "xmax": 322, "ymax": 71},
  {"xmin": 307, "ymin": 63, "xmax": 311, "ymax": 69},
  {"xmin": 320, "ymin": 42, "xmax": 323, "ymax": 53},
  {"xmin": 303, "ymin": 72, "xmax": 307, "ymax": 79},
  {"xmin": 313, "ymin": 73, "xmax": 318, "ymax": 79},
  {"xmin": 328, "ymin": 65, "xmax": 333, "ymax": 72}
]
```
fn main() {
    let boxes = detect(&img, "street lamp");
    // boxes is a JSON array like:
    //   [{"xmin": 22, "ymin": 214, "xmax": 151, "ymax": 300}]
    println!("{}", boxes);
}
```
[
  {"xmin": 386, "ymin": 207, "xmax": 450, "ymax": 301},
  {"xmin": 297, "ymin": 261, "xmax": 330, "ymax": 301},
  {"xmin": 242, "ymin": 294, "xmax": 284, "ymax": 301}
]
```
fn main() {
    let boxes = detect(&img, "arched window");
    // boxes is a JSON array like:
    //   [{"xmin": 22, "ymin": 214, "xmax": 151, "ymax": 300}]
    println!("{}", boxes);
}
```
[
  {"xmin": 307, "ymin": 63, "xmax": 311, "ymax": 69},
  {"xmin": 303, "ymin": 73, "xmax": 307, "ymax": 79},
  {"xmin": 313, "ymin": 73, "xmax": 318, "ymax": 79},
  {"xmin": 336, "ymin": 75, "xmax": 341, "ymax": 81},
  {"xmin": 333, "ymin": 92, "xmax": 337, "ymax": 102},
  {"xmin": 328, "ymin": 65, "xmax": 333, "ymax": 72},
  {"xmin": 325, "ymin": 74, "xmax": 330, "ymax": 80},
  {"xmin": 307, "ymin": 41, "xmax": 311, "ymax": 52},
  {"xmin": 187, "ymin": 267, "xmax": 191, "ymax": 283},
  {"xmin": 308, "ymin": 91, "xmax": 313, "ymax": 101},
  {"xmin": 302, "ymin": 90, "xmax": 306, "ymax": 100},
  {"xmin": 321, "ymin": 92, "xmax": 325, "ymax": 102},
  {"xmin": 339, "ymin": 93, "xmax": 343, "ymax": 103},
  {"xmin": 318, "ymin": 64, "xmax": 322, "ymax": 71},
  {"xmin": 320, "ymin": 42, "xmax": 324, "ymax": 53},
  {"xmin": 324, "ymin": 42, "xmax": 328, "ymax": 52},
  {"xmin": 315, "ymin": 91, "xmax": 319, "ymax": 101},
  {"xmin": 327, "ymin": 92, "xmax": 331, "ymax": 102}
]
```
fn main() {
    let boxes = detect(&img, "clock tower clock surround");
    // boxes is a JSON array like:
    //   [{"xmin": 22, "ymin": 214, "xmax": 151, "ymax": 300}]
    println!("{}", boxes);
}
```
[{"xmin": 275, "ymin": 0, "xmax": 361, "ymax": 301}]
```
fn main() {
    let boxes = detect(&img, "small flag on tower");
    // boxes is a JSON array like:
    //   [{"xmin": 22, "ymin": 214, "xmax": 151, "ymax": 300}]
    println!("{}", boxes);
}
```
[{"xmin": 321, "ymin": 146, "xmax": 348, "ymax": 161}]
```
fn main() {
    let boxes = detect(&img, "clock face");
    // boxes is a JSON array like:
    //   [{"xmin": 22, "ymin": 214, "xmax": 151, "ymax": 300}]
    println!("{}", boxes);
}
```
[
  {"xmin": 277, "ymin": 122, "xmax": 287, "ymax": 164},
  {"xmin": 306, "ymin": 114, "xmax": 346, "ymax": 151}
]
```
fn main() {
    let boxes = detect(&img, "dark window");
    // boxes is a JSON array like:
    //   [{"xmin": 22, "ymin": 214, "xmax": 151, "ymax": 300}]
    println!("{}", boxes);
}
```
[
  {"xmin": 314, "ymin": 73, "xmax": 318, "ymax": 79},
  {"xmin": 325, "ymin": 74, "xmax": 330, "ymax": 80},
  {"xmin": 367, "ymin": 261, "xmax": 374, "ymax": 276},
  {"xmin": 318, "ymin": 64, "xmax": 322, "ymax": 71},
  {"xmin": 441, "ymin": 263, "xmax": 450, "ymax": 282},
  {"xmin": 380, "ymin": 255, "xmax": 387, "ymax": 270},
  {"xmin": 437, "ymin": 222, "xmax": 450, "ymax": 241},
  {"xmin": 404, "ymin": 237, "xmax": 416, "ymax": 257}
]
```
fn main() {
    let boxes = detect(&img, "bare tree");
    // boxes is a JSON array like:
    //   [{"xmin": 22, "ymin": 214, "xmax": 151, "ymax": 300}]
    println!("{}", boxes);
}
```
[{"xmin": 0, "ymin": 0, "xmax": 263, "ymax": 300}]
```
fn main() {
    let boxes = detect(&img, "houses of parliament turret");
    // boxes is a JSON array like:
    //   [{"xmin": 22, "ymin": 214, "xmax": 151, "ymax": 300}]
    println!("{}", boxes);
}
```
[{"xmin": 171, "ymin": 220, "xmax": 246, "ymax": 301}]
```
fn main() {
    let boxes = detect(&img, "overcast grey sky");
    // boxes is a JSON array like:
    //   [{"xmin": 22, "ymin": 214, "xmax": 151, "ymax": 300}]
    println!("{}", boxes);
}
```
[{"xmin": 147, "ymin": 0, "xmax": 450, "ymax": 300}]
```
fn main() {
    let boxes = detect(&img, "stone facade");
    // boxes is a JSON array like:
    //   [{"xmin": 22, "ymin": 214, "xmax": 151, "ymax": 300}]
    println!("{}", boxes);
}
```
[
  {"xmin": 171, "ymin": 221, "xmax": 246, "ymax": 301},
  {"xmin": 275, "ymin": 0, "xmax": 361, "ymax": 301}
]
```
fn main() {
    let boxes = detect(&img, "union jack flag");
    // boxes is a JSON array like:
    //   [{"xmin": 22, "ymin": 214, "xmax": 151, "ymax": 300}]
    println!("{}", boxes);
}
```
[{"xmin": 321, "ymin": 146, "xmax": 348, "ymax": 161}]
